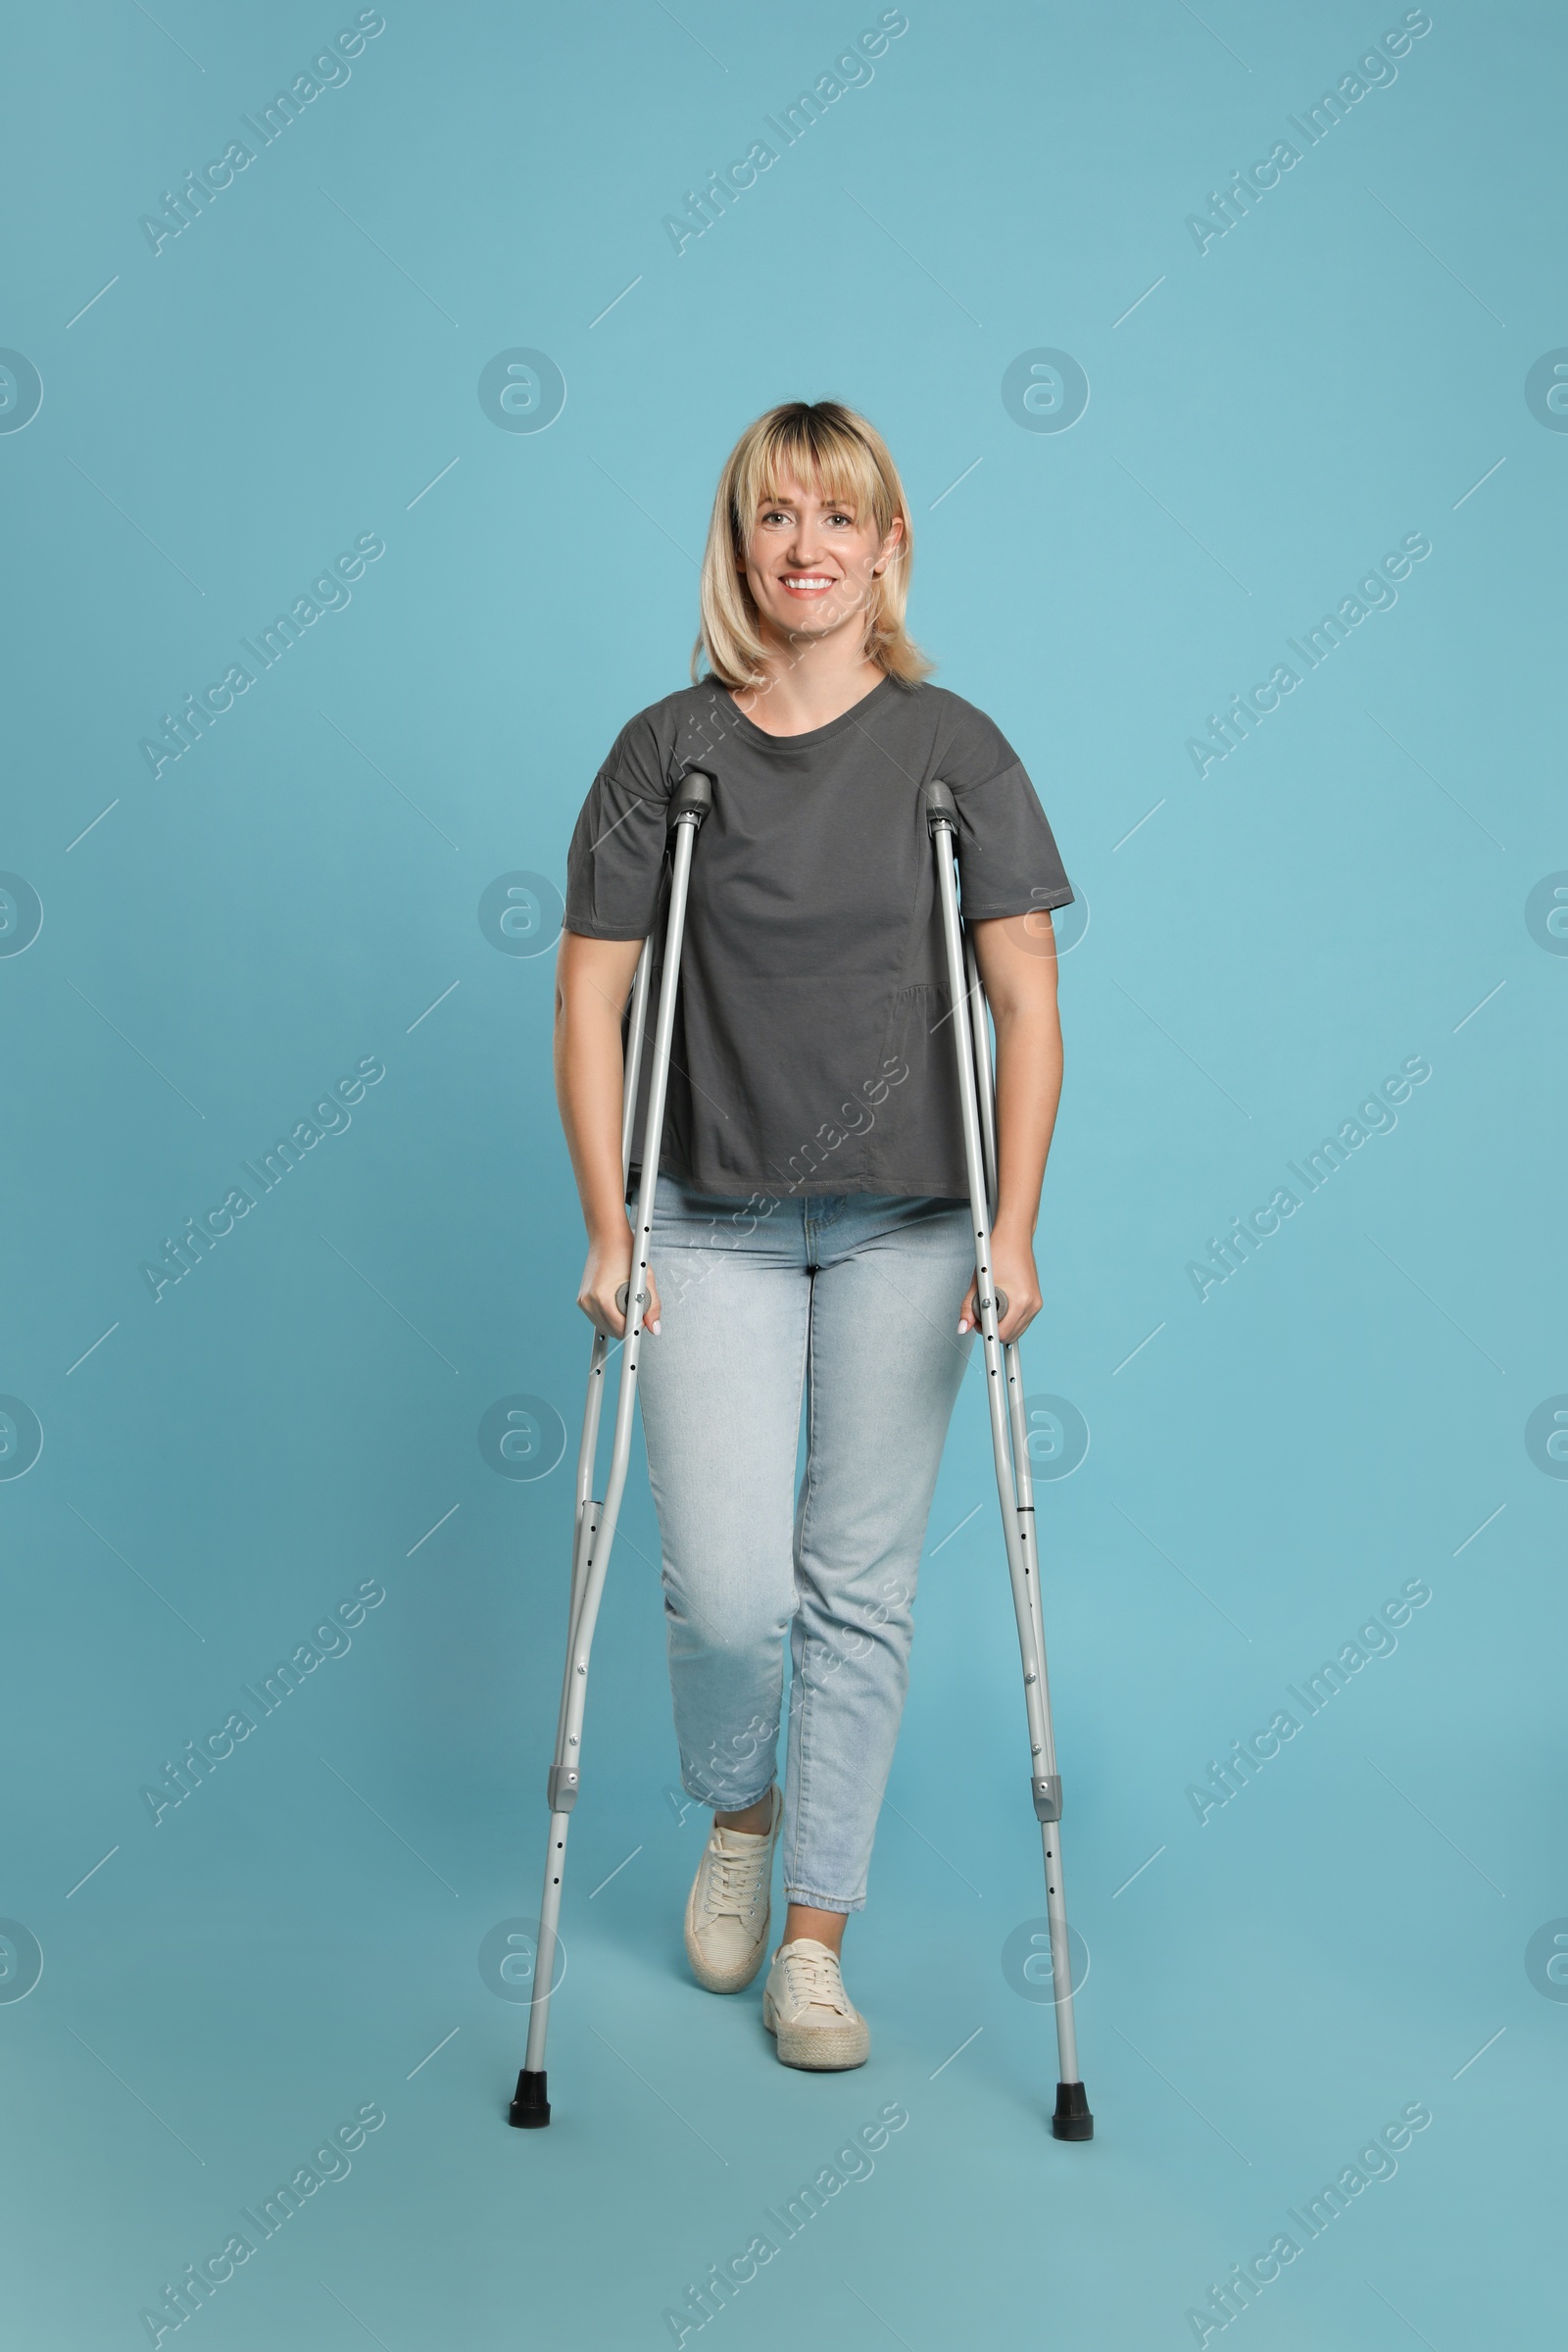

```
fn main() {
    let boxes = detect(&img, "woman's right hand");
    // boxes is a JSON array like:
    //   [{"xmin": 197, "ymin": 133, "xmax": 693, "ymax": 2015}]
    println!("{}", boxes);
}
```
[{"xmin": 577, "ymin": 1219, "xmax": 662, "ymax": 1339}]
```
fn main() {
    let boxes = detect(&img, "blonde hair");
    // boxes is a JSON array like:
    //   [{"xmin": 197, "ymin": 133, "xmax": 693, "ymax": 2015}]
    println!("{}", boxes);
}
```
[{"xmin": 693, "ymin": 401, "xmax": 932, "ymax": 690}]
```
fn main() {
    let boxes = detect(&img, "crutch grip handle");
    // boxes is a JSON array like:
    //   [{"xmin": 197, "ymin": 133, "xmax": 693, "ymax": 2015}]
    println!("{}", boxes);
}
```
[
  {"xmin": 976, "ymin": 1287, "xmax": 1008, "ymax": 1319},
  {"xmin": 668, "ymin": 767, "xmax": 713, "ymax": 826}
]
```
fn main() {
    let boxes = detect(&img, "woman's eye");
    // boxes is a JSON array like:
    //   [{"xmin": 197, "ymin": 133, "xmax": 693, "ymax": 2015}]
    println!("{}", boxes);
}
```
[{"xmin": 758, "ymin": 508, "xmax": 856, "ymax": 526}]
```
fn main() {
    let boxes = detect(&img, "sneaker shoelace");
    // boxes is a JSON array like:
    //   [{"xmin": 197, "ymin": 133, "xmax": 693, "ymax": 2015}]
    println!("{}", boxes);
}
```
[
  {"xmin": 702, "ymin": 1837, "xmax": 769, "ymax": 1921},
  {"xmin": 777, "ymin": 1945, "xmax": 851, "ymax": 2018}
]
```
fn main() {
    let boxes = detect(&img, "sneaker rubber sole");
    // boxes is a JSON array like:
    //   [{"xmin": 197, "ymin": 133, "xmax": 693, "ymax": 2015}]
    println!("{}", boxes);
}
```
[{"xmin": 762, "ymin": 1985, "xmax": 871, "ymax": 2070}]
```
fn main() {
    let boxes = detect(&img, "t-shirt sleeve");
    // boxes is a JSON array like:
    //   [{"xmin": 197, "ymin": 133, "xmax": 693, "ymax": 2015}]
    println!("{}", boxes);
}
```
[
  {"xmin": 938, "ymin": 696, "xmax": 1073, "ymax": 923},
  {"xmin": 563, "ymin": 711, "xmax": 673, "ymax": 940}
]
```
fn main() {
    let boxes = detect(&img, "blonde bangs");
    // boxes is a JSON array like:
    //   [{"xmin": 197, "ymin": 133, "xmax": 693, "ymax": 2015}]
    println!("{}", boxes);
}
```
[
  {"xmin": 739, "ymin": 410, "xmax": 885, "ymax": 534},
  {"xmin": 694, "ymin": 402, "xmax": 932, "ymax": 692}
]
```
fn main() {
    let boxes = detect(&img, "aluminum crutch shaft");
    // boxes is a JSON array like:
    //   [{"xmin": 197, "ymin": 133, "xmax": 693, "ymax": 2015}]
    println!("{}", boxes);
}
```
[
  {"xmin": 925, "ymin": 780, "xmax": 1093, "ymax": 2141},
  {"xmin": 964, "ymin": 931, "xmax": 1062, "ymax": 1801},
  {"xmin": 511, "ymin": 767, "xmax": 712, "ymax": 2129},
  {"xmin": 557, "ymin": 937, "xmax": 656, "ymax": 1706}
]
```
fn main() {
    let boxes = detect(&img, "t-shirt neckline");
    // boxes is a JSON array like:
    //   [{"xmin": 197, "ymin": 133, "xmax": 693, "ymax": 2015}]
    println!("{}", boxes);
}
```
[{"xmin": 716, "ymin": 672, "xmax": 899, "ymax": 754}]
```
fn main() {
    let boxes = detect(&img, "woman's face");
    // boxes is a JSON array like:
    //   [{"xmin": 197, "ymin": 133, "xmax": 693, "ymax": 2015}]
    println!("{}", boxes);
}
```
[{"xmin": 738, "ymin": 472, "xmax": 904, "ymax": 653}]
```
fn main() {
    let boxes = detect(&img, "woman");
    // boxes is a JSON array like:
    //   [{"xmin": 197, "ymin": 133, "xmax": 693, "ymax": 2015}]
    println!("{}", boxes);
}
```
[{"xmin": 556, "ymin": 401, "xmax": 1070, "ymax": 2071}]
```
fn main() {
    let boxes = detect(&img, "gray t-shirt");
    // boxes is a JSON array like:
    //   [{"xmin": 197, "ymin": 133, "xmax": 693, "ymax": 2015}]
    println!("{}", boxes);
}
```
[{"xmin": 563, "ymin": 674, "xmax": 1073, "ymax": 1200}]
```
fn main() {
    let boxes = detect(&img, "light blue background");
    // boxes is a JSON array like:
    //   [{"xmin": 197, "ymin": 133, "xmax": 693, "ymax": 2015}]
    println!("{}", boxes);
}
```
[{"xmin": 1, "ymin": 3, "xmax": 1562, "ymax": 2345}]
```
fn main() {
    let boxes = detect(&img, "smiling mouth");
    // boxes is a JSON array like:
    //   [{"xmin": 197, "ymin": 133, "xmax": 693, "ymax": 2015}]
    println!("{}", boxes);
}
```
[{"xmin": 779, "ymin": 573, "xmax": 837, "ymax": 594}]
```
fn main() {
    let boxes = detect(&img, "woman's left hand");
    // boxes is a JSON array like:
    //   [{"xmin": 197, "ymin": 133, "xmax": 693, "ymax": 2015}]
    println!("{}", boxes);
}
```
[{"xmin": 957, "ymin": 1224, "xmax": 1042, "ymax": 1346}]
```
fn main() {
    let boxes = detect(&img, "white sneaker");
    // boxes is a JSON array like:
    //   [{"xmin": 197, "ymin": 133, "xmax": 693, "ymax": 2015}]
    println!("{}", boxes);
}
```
[
  {"xmin": 683, "ymin": 1786, "xmax": 782, "ymax": 1992},
  {"xmin": 762, "ymin": 1937, "xmax": 870, "ymax": 2070}
]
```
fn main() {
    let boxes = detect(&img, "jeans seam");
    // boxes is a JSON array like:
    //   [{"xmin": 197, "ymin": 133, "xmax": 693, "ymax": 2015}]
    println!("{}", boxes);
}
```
[{"xmin": 787, "ymin": 1276, "xmax": 822, "ymax": 1897}]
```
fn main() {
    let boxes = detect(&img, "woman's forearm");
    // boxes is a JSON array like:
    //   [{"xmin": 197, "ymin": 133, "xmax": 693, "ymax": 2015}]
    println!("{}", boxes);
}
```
[
  {"xmin": 990, "ymin": 1000, "xmax": 1063, "ymax": 1239},
  {"xmin": 554, "ymin": 933, "xmax": 644, "ymax": 1242}
]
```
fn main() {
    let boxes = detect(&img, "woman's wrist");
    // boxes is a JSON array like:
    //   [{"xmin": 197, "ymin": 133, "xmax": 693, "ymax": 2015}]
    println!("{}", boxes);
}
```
[
  {"xmin": 585, "ymin": 1203, "xmax": 632, "ymax": 1250},
  {"xmin": 990, "ymin": 1206, "xmax": 1038, "ymax": 1249}
]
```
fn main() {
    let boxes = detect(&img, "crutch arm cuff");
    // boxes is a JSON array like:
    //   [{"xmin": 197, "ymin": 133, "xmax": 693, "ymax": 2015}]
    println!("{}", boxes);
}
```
[
  {"xmin": 923, "ymin": 779, "xmax": 957, "ymax": 832},
  {"xmin": 668, "ymin": 767, "xmax": 714, "ymax": 826}
]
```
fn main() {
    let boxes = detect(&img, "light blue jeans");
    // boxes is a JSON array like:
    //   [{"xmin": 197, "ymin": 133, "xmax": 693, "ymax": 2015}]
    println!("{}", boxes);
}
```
[{"xmin": 635, "ymin": 1172, "xmax": 978, "ymax": 1913}]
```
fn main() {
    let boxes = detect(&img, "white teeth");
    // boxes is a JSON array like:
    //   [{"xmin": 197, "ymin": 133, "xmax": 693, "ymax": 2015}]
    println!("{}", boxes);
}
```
[{"xmin": 784, "ymin": 575, "xmax": 832, "ymax": 587}]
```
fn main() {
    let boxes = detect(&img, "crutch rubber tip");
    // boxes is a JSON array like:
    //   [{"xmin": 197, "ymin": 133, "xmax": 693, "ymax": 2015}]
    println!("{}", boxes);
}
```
[
  {"xmin": 1052, "ymin": 2082, "xmax": 1094, "ymax": 2141},
  {"xmin": 509, "ymin": 2070, "xmax": 551, "ymax": 2128}
]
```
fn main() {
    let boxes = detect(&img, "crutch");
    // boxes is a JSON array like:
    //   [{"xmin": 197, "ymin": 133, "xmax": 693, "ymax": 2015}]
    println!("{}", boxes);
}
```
[
  {"xmin": 925, "ymin": 779, "xmax": 1094, "ymax": 2141},
  {"xmin": 510, "ymin": 766, "xmax": 713, "ymax": 2129}
]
